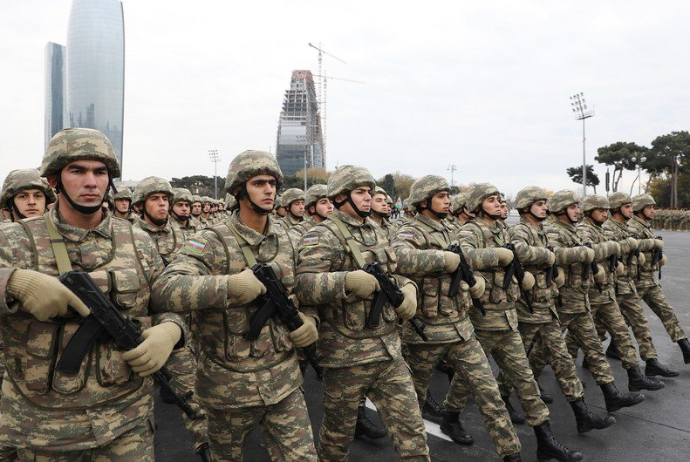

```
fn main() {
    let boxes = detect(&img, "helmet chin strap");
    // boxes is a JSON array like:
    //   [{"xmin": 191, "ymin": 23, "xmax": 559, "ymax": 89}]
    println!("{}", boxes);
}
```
[
  {"xmin": 372, "ymin": 209, "xmax": 390, "ymax": 220},
  {"xmin": 587, "ymin": 213, "xmax": 605, "ymax": 227},
  {"xmin": 420, "ymin": 202, "xmax": 447, "ymax": 220},
  {"xmin": 555, "ymin": 210, "xmax": 578, "ymax": 224},
  {"xmin": 170, "ymin": 209, "xmax": 190, "ymax": 223},
  {"xmin": 479, "ymin": 206, "xmax": 501, "ymax": 220},
  {"xmin": 526, "ymin": 208, "xmax": 547, "ymax": 222},
  {"xmin": 143, "ymin": 207, "xmax": 168, "ymax": 227},
  {"xmin": 237, "ymin": 186, "xmax": 272, "ymax": 215},
  {"xmin": 56, "ymin": 177, "xmax": 109, "ymax": 215},
  {"xmin": 10, "ymin": 200, "xmax": 27, "ymax": 221},
  {"xmin": 346, "ymin": 194, "xmax": 371, "ymax": 218}
]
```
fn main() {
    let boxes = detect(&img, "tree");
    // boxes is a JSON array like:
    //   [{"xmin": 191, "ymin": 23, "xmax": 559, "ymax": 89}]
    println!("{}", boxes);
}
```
[
  {"xmin": 171, "ymin": 175, "xmax": 223, "ymax": 197},
  {"xmin": 595, "ymin": 142, "xmax": 648, "ymax": 192},
  {"xmin": 391, "ymin": 172, "xmax": 416, "ymax": 199},
  {"xmin": 567, "ymin": 165, "xmax": 600, "ymax": 194},
  {"xmin": 377, "ymin": 174, "xmax": 396, "ymax": 197},
  {"xmin": 647, "ymin": 131, "xmax": 690, "ymax": 208}
]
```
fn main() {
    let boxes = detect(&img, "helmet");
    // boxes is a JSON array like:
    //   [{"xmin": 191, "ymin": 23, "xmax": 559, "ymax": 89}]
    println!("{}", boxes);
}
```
[
  {"xmin": 547, "ymin": 190, "xmax": 579, "ymax": 213},
  {"xmin": 192, "ymin": 195, "xmax": 202, "ymax": 204},
  {"xmin": 201, "ymin": 196, "xmax": 213, "ymax": 204},
  {"xmin": 281, "ymin": 188, "xmax": 305, "ymax": 207},
  {"xmin": 305, "ymin": 184, "xmax": 328, "ymax": 207},
  {"xmin": 632, "ymin": 194, "xmax": 656, "ymax": 212},
  {"xmin": 408, "ymin": 175, "xmax": 450, "ymax": 207},
  {"xmin": 515, "ymin": 186, "xmax": 549, "ymax": 210},
  {"xmin": 113, "ymin": 188, "xmax": 132, "ymax": 201},
  {"xmin": 132, "ymin": 177, "xmax": 174, "ymax": 206},
  {"xmin": 327, "ymin": 165, "xmax": 376, "ymax": 199},
  {"xmin": 172, "ymin": 188, "xmax": 193, "ymax": 205},
  {"xmin": 385, "ymin": 194, "xmax": 393, "ymax": 205},
  {"xmin": 1, "ymin": 169, "xmax": 57, "ymax": 207},
  {"xmin": 224, "ymin": 150, "xmax": 283, "ymax": 193},
  {"xmin": 581, "ymin": 194, "xmax": 610, "ymax": 212},
  {"xmin": 466, "ymin": 183, "xmax": 500, "ymax": 213},
  {"xmin": 41, "ymin": 128, "xmax": 121, "ymax": 178},
  {"xmin": 499, "ymin": 193, "xmax": 507, "ymax": 204},
  {"xmin": 451, "ymin": 193, "xmax": 468, "ymax": 214},
  {"xmin": 225, "ymin": 193, "xmax": 238, "ymax": 210},
  {"xmin": 608, "ymin": 192, "xmax": 632, "ymax": 210}
]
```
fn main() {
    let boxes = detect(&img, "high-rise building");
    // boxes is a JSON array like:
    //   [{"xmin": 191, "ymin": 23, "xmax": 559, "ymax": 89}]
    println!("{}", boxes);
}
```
[
  {"xmin": 276, "ymin": 70, "xmax": 324, "ymax": 176},
  {"xmin": 45, "ymin": 0, "xmax": 125, "ymax": 176},
  {"xmin": 44, "ymin": 42, "xmax": 66, "ymax": 151}
]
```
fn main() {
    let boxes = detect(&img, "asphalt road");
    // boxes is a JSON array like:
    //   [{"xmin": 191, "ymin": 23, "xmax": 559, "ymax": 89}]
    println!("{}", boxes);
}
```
[{"xmin": 154, "ymin": 228, "xmax": 690, "ymax": 461}]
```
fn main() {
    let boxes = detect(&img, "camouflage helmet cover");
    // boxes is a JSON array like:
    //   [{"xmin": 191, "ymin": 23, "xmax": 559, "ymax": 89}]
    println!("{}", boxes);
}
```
[
  {"xmin": 281, "ymin": 188, "xmax": 305, "ymax": 207},
  {"xmin": 305, "ymin": 184, "xmax": 328, "ymax": 207},
  {"xmin": 172, "ymin": 188, "xmax": 194, "ymax": 205},
  {"xmin": 608, "ymin": 192, "xmax": 632, "ymax": 210},
  {"xmin": 201, "ymin": 196, "xmax": 213, "ymax": 204},
  {"xmin": 408, "ymin": 175, "xmax": 450, "ymax": 207},
  {"xmin": 113, "ymin": 188, "xmax": 132, "ymax": 201},
  {"xmin": 132, "ymin": 177, "xmax": 174, "ymax": 205},
  {"xmin": 224, "ymin": 150, "xmax": 283, "ymax": 193},
  {"xmin": 41, "ymin": 128, "xmax": 121, "ymax": 178},
  {"xmin": 225, "ymin": 192, "xmax": 238, "ymax": 210},
  {"xmin": 327, "ymin": 165, "xmax": 376, "ymax": 199},
  {"xmin": 632, "ymin": 193, "xmax": 656, "ymax": 212},
  {"xmin": 451, "ymin": 192, "xmax": 468, "ymax": 214},
  {"xmin": 515, "ymin": 186, "xmax": 549, "ymax": 210},
  {"xmin": 466, "ymin": 183, "xmax": 500, "ymax": 213},
  {"xmin": 1, "ymin": 169, "xmax": 57, "ymax": 206},
  {"xmin": 191, "ymin": 195, "xmax": 202, "ymax": 204},
  {"xmin": 546, "ymin": 189, "xmax": 580, "ymax": 213},
  {"xmin": 581, "ymin": 194, "xmax": 610, "ymax": 212}
]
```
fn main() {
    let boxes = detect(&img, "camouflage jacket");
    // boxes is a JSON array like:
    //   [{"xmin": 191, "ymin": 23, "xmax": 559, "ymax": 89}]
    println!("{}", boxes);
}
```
[
  {"xmin": 289, "ymin": 216, "xmax": 316, "ymax": 243},
  {"xmin": 458, "ymin": 217, "xmax": 520, "ymax": 332},
  {"xmin": 391, "ymin": 214, "xmax": 475, "ymax": 344},
  {"xmin": 0, "ymin": 207, "xmax": 182, "ymax": 450},
  {"xmin": 577, "ymin": 219, "xmax": 620, "ymax": 305},
  {"xmin": 508, "ymin": 218, "xmax": 558, "ymax": 324},
  {"xmin": 628, "ymin": 216, "xmax": 662, "ymax": 288},
  {"xmin": 603, "ymin": 218, "xmax": 641, "ymax": 296},
  {"xmin": 295, "ymin": 209, "xmax": 414, "ymax": 368},
  {"xmin": 278, "ymin": 214, "xmax": 303, "ymax": 231},
  {"xmin": 373, "ymin": 217, "xmax": 395, "ymax": 243},
  {"xmin": 170, "ymin": 215, "xmax": 198, "ymax": 239},
  {"xmin": 134, "ymin": 219, "xmax": 186, "ymax": 262}
]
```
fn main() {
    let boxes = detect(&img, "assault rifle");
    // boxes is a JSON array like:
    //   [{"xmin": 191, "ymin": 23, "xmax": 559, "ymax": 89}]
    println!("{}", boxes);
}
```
[
  {"xmin": 55, "ymin": 272, "xmax": 197, "ymax": 420},
  {"xmin": 582, "ymin": 242, "xmax": 603, "ymax": 293},
  {"xmin": 447, "ymin": 243, "xmax": 486, "ymax": 316},
  {"xmin": 244, "ymin": 264, "xmax": 323, "ymax": 379},
  {"xmin": 545, "ymin": 246, "xmax": 558, "ymax": 288},
  {"xmin": 652, "ymin": 236, "xmax": 664, "ymax": 279},
  {"xmin": 502, "ymin": 243, "xmax": 533, "ymax": 312}
]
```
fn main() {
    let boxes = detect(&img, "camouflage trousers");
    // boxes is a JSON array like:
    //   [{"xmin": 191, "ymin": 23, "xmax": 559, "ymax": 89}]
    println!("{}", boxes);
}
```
[
  {"xmin": 531, "ymin": 311, "xmax": 615, "ymax": 385},
  {"xmin": 637, "ymin": 281, "xmax": 687, "ymax": 342},
  {"xmin": 567, "ymin": 299, "xmax": 639, "ymax": 370},
  {"xmin": 207, "ymin": 388, "xmax": 317, "ymax": 462},
  {"xmin": 319, "ymin": 357, "xmax": 430, "ymax": 462},
  {"xmin": 405, "ymin": 340, "xmax": 521, "ymax": 458},
  {"xmin": 497, "ymin": 320, "xmax": 584, "ymax": 401},
  {"xmin": 0, "ymin": 359, "xmax": 17, "ymax": 462},
  {"xmin": 448, "ymin": 329, "xmax": 549, "ymax": 427},
  {"xmin": 14, "ymin": 420, "xmax": 154, "ymax": 462},
  {"xmin": 608, "ymin": 292, "xmax": 658, "ymax": 361}
]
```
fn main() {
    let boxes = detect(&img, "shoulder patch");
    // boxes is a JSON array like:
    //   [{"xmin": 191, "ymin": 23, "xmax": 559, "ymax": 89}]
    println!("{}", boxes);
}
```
[
  {"xmin": 398, "ymin": 233, "xmax": 415, "ymax": 241},
  {"xmin": 184, "ymin": 239, "xmax": 206, "ymax": 254},
  {"xmin": 302, "ymin": 235, "xmax": 319, "ymax": 246}
]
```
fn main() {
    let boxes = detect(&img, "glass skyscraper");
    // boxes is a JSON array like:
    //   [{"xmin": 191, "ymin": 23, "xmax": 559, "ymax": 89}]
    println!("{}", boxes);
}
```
[
  {"xmin": 44, "ymin": 42, "xmax": 66, "ymax": 151},
  {"xmin": 276, "ymin": 71, "xmax": 325, "ymax": 176}
]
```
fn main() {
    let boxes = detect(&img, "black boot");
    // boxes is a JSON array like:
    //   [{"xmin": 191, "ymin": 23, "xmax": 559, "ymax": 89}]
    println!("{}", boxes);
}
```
[
  {"xmin": 355, "ymin": 405, "xmax": 387, "ymax": 439},
  {"xmin": 678, "ymin": 338, "xmax": 690, "ymax": 364},
  {"xmin": 569, "ymin": 397, "xmax": 616, "ymax": 433},
  {"xmin": 606, "ymin": 342, "xmax": 622, "ymax": 360},
  {"xmin": 533, "ymin": 420, "xmax": 583, "ymax": 462},
  {"xmin": 539, "ymin": 383, "xmax": 554, "ymax": 404},
  {"xmin": 600, "ymin": 382, "xmax": 645, "ymax": 413},
  {"xmin": 196, "ymin": 443, "xmax": 213, "ymax": 462},
  {"xmin": 627, "ymin": 365, "xmax": 665, "ymax": 392},
  {"xmin": 422, "ymin": 392, "xmax": 445, "ymax": 424},
  {"xmin": 646, "ymin": 358, "xmax": 679, "ymax": 377},
  {"xmin": 504, "ymin": 454, "xmax": 522, "ymax": 462},
  {"xmin": 501, "ymin": 394, "xmax": 525, "ymax": 425},
  {"xmin": 440, "ymin": 410, "xmax": 474, "ymax": 445}
]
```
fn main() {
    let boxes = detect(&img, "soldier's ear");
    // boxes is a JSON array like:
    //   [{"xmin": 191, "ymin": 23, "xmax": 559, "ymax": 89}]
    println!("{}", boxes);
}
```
[{"xmin": 46, "ymin": 175, "xmax": 58, "ymax": 188}]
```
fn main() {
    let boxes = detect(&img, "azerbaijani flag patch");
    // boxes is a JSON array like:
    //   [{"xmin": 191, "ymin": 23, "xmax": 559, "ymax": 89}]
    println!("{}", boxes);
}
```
[
  {"xmin": 302, "ymin": 236, "xmax": 319, "ymax": 246},
  {"xmin": 399, "ymin": 233, "xmax": 415, "ymax": 241},
  {"xmin": 184, "ymin": 240, "xmax": 206, "ymax": 254}
]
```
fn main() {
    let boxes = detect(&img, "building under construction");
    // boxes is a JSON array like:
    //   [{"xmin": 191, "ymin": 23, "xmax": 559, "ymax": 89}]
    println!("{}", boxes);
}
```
[{"xmin": 276, "ymin": 70, "xmax": 325, "ymax": 176}]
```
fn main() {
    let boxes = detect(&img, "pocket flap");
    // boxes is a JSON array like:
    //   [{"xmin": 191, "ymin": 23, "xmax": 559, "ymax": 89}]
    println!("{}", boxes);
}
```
[{"xmin": 109, "ymin": 269, "xmax": 141, "ymax": 294}]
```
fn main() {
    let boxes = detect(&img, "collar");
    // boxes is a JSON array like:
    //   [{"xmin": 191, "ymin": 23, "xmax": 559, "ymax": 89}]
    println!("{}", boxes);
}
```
[
  {"xmin": 330, "ymin": 208, "xmax": 373, "ymax": 228},
  {"xmin": 139, "ymin": 218, "xmax": 172, "ymax": 234},
  {"xmin": 231, "ymin": 212, "xmax": 276, "ymax": 246},
  {"xmin": 50, "ymin": 206, "xmax": 111, "ymax": 242},
  {"xmin": 415, "ymin": 213, "xmax": 445, "ymax": 231}
]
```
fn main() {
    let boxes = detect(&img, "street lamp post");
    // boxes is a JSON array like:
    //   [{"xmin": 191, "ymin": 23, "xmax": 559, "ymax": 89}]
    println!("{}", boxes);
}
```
[
  {"xmin": 447, "ymin": 164, "xmax": 457, "ymax": 188},
  {"xmin": 570, "ymin": 93, "xmax": 595, "ymax": 197},
  {"xmin": 208, "ymin": 149, "xmax": 220, "ymax": 199},
  {"xmin": 637, "ymin": 152, "xmax": 647, "ymax": 195}
]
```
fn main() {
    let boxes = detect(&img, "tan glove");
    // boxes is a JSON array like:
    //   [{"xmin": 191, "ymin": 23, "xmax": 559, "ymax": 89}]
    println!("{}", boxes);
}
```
[
  {"xmin": 545, "ymin": 251, "xmax": 556, "ymax": 267},
  {"xmin": 616, "ymin": 261, "xmax": 625, "ymax": 276},
  {"xmin": 583, "ymin": 247, "xmax": 596, "ymax": 264},
  {"xmin": 627, "ymin": 237, "xmax": 639, "ymax": 250},
  {"xmin": 469, "ymin": 276, "xmax": 486, "ymax": 299},
  {"xmin": 7, "ymin": 269, "xmax": 90, "ymax": 321},
  {"xmin": 654, "ymin": 239, "xmax": 664, "ymax": 250},
  {"xmin": 122, "ymin": 322, "xmax": 182, "ymax": 377},
  {"xmin": 521, "ymin": 271, "xmax": 536, "ymax": 291},
  {"xmin": 443, "ymin": 252, "xmax": 460, "ymax": 273},
  {"xmin": 227, "ymin": 269, "xmax": 266, "ymax": 305},
  {"xmin": 594, "ymin": 265, "xmax": 607, "ymax": 284},
  {"xmin": 495, "ymin": 248, "xmax": 514, "ymax": 266},
  {"xmin": 636, "ymin": 252, "xmax": 646, "ymax": 266},
  {"xmin": 395, "ymin": 284, "xmax": 417, "ymax": 320},
  {"xmin": 345, "ymin": 270, "xmax": 380, "ymax": 299},
  {"xmin": 554, "ymin": 267, "xmax": 566, "ymax": 287},
  {"xmin": 289, "ymin": 313, "xmax": 318, "ymax": 347},
  {"xmin": 659, "ymin": 255, "xmax": 667, "ymax": 267}
]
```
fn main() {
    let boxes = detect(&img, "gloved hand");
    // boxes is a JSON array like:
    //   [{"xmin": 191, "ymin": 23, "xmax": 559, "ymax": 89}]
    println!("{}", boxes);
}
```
[
  {"xmin": 443, "ymin": 252, "xmax": 460, "ymax": 273},
  {"xmin": 521, "ymin": 272, "xmax": 536, "ymax": 291},
  {"xmin": 627, "ymin": 237, "xmax": 639, "ymax": 250},
  {"xmin": 616, "ymin": 261, "xmax": 625, "ymax": 276},
  {"xmin": 495, "ymin": 248, "xmax": 514, "ymax": 266},
  {"xmin": 545, "ymin": 251, "xmax": 556, "ymax": 267},
  {"xmin": 554, "ymin": 267, "xmax": 566, "ymax": 287},
  {"xmin": 637, "ymin": 252, "xmax": 646, "ymax": 266},
  {"xmin": 289, "ymin": 313, "xmax": 318, "ymax": 347},
  {"xmin": 395, "ymin": 284, "xmax": 417, "ymax": 320},
  {"xmin": 594, "ymin": 265, "xmax": 607, "ymax": 284},
  {"xmin": 659, "ymin": 255, "xmax": 667, "ymax": 267},
  {"xmin": 345, "ymin": 270, "xmax": 380, "ymax": 299},
  {"xmin": 583, "ymin": 247, "xmax": 596, "ymax": 264},
  {"xmin": 122, "ymin": 322, "xmax": 182, "ymax": 377},
  {"xmin": 469, "ymin": 276, "xmax": 486, "ymax": 298},
  {"xmin": 8, "ymin": 269, "xmax": 90, "ymax": 321},
  {"xmin": 227, "ymin": 269, "xmax": 266, "ymax": 305},
  {"xmin": 653, "ymin": 239, "xmax": 664, "ymax": 250}
]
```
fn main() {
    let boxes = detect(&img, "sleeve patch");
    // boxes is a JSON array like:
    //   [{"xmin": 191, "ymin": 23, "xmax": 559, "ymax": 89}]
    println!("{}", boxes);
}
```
[
  {"xmin": 184, "ymin": 240, "xmax": 206, "ymax": 254},
  {"xmin": 399, "ymin": 233, "xmax": 415, "ymax": 241},
  {"xmin": 302, "ymin": 236, "xmax": 319, "ymax": 246}
]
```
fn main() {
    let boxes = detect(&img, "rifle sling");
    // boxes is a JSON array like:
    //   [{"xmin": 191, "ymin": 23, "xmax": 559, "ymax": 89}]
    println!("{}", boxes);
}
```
[
  {"xmin": 226, "ymin": 223, "xmax": 258, "ymax": 267},
  {"xmin": 329, "ymin": 217, "xmax": 367, "ymax": 269},
  {"xmin": 44, "ymin": 213, "xmax": 74, "ymax": 275}
]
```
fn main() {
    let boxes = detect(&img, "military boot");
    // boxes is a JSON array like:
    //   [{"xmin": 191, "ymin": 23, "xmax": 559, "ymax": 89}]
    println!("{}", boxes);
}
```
[
  {"xmin": 539, "ymin": 383, "xmax": 554, "ymax": 404},
  {"xmin": 678, "ymin": 338, "xmax": 690, "ymax": 364},
  {"xmin": 627, "ymin": 365, "xmax": 665, "ymax": 391},
  {"xmin": 606, "ymin": 342, "xmax": 622, "ymax": 360},
  {"xmin": 196, "ymin": 443, "xmax": 213, "ymax": 462},
  {"xmin": 422, "ymin": 392, "xmax": 445, "ymax": 424},
  {"xmin": 600, "ymin": 382, "xmax": 645, "ymax": 412},
  {"xmin": 440, "ymin": 410, "xmax": 474, "ymax": 445},
  {"xmin": 645, "ymin": 358, "xmax": 679, "ymax": 377},
  {"xmin": 504, "ymin": 454, "xmax": 522, "ymax": 462},
  {"xmin": 569, "ymin": 397, "xmax": 616, "ymax": 433},
  {"xmin": 533, "ymin": 420, "xmax": 583, "ymax": 462},
  {"xmin": 501, "ymin": 394, "xmax": 525, "ymax": 425},
  {"xmin": 354, "ymin": 405, "xmax": 387, "ymax": 439}
]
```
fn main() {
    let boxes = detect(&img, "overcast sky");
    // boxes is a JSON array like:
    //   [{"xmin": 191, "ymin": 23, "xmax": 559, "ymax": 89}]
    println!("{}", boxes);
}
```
[{"xmin": 1, "ymin": 1, "xmax": 689, "ymax": 197}]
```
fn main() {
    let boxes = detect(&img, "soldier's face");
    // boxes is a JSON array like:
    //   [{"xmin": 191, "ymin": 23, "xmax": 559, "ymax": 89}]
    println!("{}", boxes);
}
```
[
  {"xmin": 12, "ymin": 189, "xmax": 46, "ymax": 218},
  {"xmin": 145, "ymin": 193, "xmax": 170, "ymax": 221},
  {"xmin": 620, "ymin": 203, "xmax": 633, "ymax": 219},
  {"xmin": 643, "ymin": 205, "xmax": 656, "ymax": 219},
  {"xmin": 350, "ymin": 187, "xmax": 372, "ymax": 211},
  {"xmin": 55, "ymin": 160, "xmax": 110, "ymax": 210},
  {"xmin": 173, "ymin": 201, "xmax": 190, "ymax": 218},
  {"xmin": 114, "ymin": 198, "xmax": 130, "ymax": 213},
  {"xmin": 192, "ymin": 202, "xmax": 202, "ymax": 216},
  {"xmin": 529, "ymin": 200, "xmax": 548, "ymax": 219},
  {"xmin": 314, "ymin": 198, "xmax": 333, "ymax": 218},
  {"xmin": 203, "ymin": 203, "xmax": 211, "ymax": 213},
  {"xmin": 430, "ymin": 191, "xmax": 450, "ymax": 214},
  {"xmin": 245, "ymin": 174, "xmax": 277, "ymax": 213},
  {"xmin": 500, "ymin": 203, "xmax": 509, "ymax": 219},
  {"xmin": 290, "ymin": 200, "xmax": 305, "ymax": 217},
  {"xmin": 591, "ymin": 208, "xmax": 608, "ymax": 222},
  {"xmin": 276, "ymin": 206, "xmax": 286, "ymax": 217},
  {"xmin": 371, "ymin": 194, "xmax": 388, "ymax": 214},
  {"xmin": 566, "ymin": 204, "xmax": 580, "ymax": 222},
  {"xmin": 482, "ymin": 194, "xmax": 501, "ymax": 216}
]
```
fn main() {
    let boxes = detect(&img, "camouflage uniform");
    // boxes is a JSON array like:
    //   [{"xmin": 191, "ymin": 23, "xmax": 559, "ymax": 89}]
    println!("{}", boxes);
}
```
[
  {"xmin": 295, "ymin": 165, "xmax": 429, "ymax": 461},
  {"xmin": 392, "ymin": 175, "xmax": 520, "ymax": 458},
  {"xmin": 0, "ymin": 128, "xmax": 185, "ymax": 460},
  {"xmin": 278, "ymin": 188, "xmax": 305, "ymax": 231},
  {"xmin": 169, "ymin": 188, "xmax": 198, "ymax": 235},
  {"xmin": 289, "ymin": 185, "xmax": 325, "ymax": 243},
  {"xmin": 151, "ymin": 150, "xmax": 317, "ymax": 462},
  {"xmin": 112, "ymin": 188, "xmax": 137, "ymax": 223}
]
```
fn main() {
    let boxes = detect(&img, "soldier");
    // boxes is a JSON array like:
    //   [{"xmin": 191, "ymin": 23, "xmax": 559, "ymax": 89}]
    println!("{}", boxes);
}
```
[
  {"xmin": 0, "ymin": 169, "xmax": 56, "ymax": 221},
  {"xmin": 571, "ymin": 195, "xmax": 664, "ymax": 392},
  {"xmin": 629, "ymin": 194, "xmax": 690, "ymax": 364},
  {"xmin": 290, "ymin": 184, "xmax": 332, "ymax": 241},
  {"xmin": 602, "ymin": 192, "xmax": 678, "ymax": 377},
  {"xmin": 191, "ymin": 194, "xmax": 204, "ymax": 226},
  {"xmin": 279, "ymin": 188, "xmax": 306, "ymax": 228},
  {"xmin": 295, "ymin": 165, "xmax": 430, "ymax": 461},
  {"xmin": 224, "ymin": 192, "xmax": 237, "ymax": 214},
  {"xmin": 112, "ymin": 188, "xmax": 136, "ymax": 222},
  {"xmin": 498, "ymin": 193, "xmax": 510, "ymax": 228},
  {"xmin": 370, "ymin": 186, "xmax": 395, "ymax": 240},
  {"xmin": 275, "ymin": 195, "xmax": 287, "ymax": 218},
  {"xmin": 454, "ymin": 183, "xmax": 582, "ymax": 462},
  {"xmin": 392, "ymin": 175, "xmax": 522, "ymax": 461},
  {"xmin": 200, "ymin": 196, "xmax": 213, "ymax": 226},
  {"xmin": 496, "ymin": 187, "xmax": 614, "ymax": 434},
  {"xmin": 151, "ymin": 150, "xmax": 318, "ymax": 461},
  {"xmin": 169, "ymin": 188, "xmax": 198, "ymax": 233},
  {"xmin": 0, "ymin": 128, "xmax": 185, "ymax": 460}
]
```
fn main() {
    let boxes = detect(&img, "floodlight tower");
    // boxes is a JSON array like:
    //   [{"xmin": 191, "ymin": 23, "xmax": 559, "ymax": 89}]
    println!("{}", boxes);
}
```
[{"xmin": 570, "ymin": 93, "xmax": 595, "ymax": 196}]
